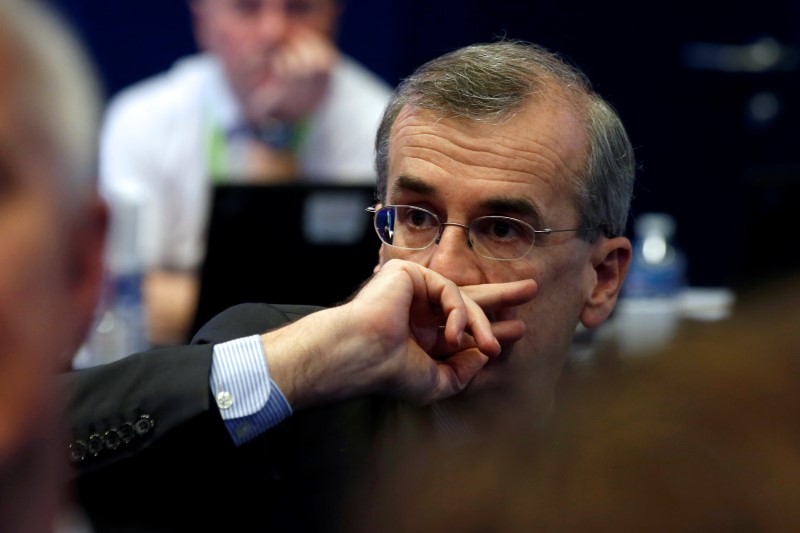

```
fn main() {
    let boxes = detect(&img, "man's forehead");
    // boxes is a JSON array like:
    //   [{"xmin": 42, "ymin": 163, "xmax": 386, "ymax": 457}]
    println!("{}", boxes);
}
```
[
  {"xmin": 384, "ymin": 101, "xmax": 586, "ymax": 223},
  {"xmin": 387, "ymin": 101, "xmax": 587, "ymax": 171},
  {"xmin": 0, "ymin": 47, "xmax": 58, "ymax": 188},
  {"xmin": 0, "ymin": 31, "xmax": 20, "ymax": 86},
  {"xmin": 389, "ymin": 100, "xmax": 586, "ymax": 154}
]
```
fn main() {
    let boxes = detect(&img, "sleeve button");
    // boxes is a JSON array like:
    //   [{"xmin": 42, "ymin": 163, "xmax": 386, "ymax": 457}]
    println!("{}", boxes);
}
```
[
  {"xmin": 87, "ymin": 434, "xmax": 104, "ymax": 457},
  {"xmin": 216, "ymin": 390, "xmax": 234, "ymax": 410},
  {"xmin": 133, "ymin": 414, "xmax": 155, "ymax": 436},
  {"xmin": 69, "ymin": 440, "xmax": 88, "ymax": 463},
  {"xmin": 104, "ymin": 429, "xmax": 122, "ymax": 450},
  {"xmin": 118, "ymin": 422, "xmax": 136, "ymax": 443}
]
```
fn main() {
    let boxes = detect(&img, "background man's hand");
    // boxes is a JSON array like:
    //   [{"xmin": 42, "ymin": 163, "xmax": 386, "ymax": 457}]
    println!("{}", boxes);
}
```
[{"xmin": 243, "ymin": 27, "xmax": 337, "ymax": 125}]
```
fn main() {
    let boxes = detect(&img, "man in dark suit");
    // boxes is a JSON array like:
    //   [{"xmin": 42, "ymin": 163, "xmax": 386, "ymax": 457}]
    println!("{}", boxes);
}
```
[
  {"xmin": 68, "ymin": 277, "xmax": 534, "ymax": 531},
  {"xmin": 66, "ymin": 35, "xmax": 635, "ymax": 533}
]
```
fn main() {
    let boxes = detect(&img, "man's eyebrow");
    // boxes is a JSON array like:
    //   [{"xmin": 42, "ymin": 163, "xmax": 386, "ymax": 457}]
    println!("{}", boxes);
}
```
[
  {"xmin": 390, "ymin": 175, "xmax": 436, "ymax": 198},
  {"xmin": 390, "ymin": 177, "xmax": 545, "ymax": 227},
  {"xmin": 481, "ymin": 197, "xmax": 545, "ymax": 228}
]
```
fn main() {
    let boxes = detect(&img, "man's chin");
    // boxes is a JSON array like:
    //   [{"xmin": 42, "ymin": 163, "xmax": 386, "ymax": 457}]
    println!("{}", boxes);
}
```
[
  {"xmin": 458, "ymin": 344, "xmax": 533, "ymax": 401},
  {"xmin": 459, "ymin": 357, "xmax": 506, "ymax": 398}
]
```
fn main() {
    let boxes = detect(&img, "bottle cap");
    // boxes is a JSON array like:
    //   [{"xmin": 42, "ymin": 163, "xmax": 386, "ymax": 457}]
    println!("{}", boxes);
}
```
[{"xmin": 634, "ymin": 213, "xmax": 676, "ymax": 238}]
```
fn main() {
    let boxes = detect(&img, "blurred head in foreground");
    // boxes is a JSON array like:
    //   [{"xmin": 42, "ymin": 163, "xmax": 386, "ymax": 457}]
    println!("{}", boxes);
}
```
[
  {"xmin": 0, "ymin": 1, "xmax": 106, "ymax": 530},
  {"xmin": 363, "ymin": 275, "xmax": 800, "ymax": 532}
]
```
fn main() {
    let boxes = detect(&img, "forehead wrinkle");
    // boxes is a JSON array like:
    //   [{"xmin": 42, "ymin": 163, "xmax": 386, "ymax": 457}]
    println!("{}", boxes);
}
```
[
  {"xmin": 457, "ymin": 129, "xmax": 585, "ymax": 190},
  {"xmin": 400, "ymin": 123, "xmax": 581, "ymax": 195},
  {"xmin": 389, "ymin": 107, "xmax": 585, "ymax": 226},
  {"xmin": 398, "ymin": 133, "xmax": 544, "ymax": 184},
  {"xmin": 393, "ymin": 143, "xmax": 463, "ymax": 180},
  {"xmin": 391, "ymin": 114, "xmax": 535, "ymax": 178}
]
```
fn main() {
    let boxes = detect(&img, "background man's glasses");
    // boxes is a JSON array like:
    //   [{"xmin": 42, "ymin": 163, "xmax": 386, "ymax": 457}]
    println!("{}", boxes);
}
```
[{"xmin": 367, "ymin": 205, "xmax": 598, "ymax": 261}]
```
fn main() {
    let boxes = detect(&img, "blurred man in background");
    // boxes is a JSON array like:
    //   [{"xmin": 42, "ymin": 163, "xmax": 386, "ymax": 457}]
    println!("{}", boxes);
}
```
[{"xmin": 99, "ymin": 0, "xmax": 392, "ymax": 346}]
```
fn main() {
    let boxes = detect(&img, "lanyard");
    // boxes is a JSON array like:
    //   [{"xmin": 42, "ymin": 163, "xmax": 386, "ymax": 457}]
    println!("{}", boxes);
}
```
[{"xmin": 206, "ymin": 114, "xmax": 229, "ymax": 184}]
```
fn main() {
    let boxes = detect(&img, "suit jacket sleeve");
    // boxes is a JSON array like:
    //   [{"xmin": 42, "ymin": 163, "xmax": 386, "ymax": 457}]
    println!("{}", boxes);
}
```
[{"xmin": 63, "ymin": 303, "xmax": 321, "ymax": 476}]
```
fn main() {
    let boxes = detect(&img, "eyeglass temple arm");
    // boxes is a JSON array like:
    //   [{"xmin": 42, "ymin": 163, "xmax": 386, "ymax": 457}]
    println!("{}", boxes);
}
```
[{"xmin": 538, "ymin": 224, "xmax": 617, "ymax": 238}]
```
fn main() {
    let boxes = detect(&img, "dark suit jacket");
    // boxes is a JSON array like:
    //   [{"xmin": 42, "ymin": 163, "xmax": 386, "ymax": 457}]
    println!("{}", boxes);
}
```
[{"xmin": 65, "ymin": 303, "xmax": 435, "ymax": 532}]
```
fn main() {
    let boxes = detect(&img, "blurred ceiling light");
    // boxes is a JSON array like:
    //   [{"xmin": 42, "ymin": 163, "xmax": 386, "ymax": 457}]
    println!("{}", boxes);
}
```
[{"xmin": 683, "ymin": 36, "xmax": 798, "ymax": 72}]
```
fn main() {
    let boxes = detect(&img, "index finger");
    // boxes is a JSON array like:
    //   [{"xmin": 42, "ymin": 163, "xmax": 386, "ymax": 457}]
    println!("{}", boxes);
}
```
[{"xmin": 460, "ymin": 279, "xmax": 538, "ymax": 311}]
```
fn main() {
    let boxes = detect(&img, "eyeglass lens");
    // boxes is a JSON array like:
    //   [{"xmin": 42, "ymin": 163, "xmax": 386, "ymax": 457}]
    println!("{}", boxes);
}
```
[{"xmin": 374, "ymin": 206, "xmax": 535, "ymax": 260}]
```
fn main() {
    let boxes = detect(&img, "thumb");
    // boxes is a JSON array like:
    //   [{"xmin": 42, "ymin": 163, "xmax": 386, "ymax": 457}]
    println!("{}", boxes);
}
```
[{"xmin": 429, "ymin": 349, "xmax": 489, "ymax": 402}]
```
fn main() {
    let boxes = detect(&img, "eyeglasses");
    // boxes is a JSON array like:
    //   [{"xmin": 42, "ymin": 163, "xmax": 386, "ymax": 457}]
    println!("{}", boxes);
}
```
[{"xmin": 367, "ymin": 205, "xmax": 601, "ymax": 261}]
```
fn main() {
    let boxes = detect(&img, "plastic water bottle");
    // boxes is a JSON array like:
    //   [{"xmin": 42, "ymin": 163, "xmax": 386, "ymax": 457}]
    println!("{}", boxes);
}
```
[
  {"xmin": 623, "ymin": 213, "xmax": 687, "ymax": 299},
  {"xmin": 73, "ymin": 194, "xmax": 149, "ymax": 368},
  {"xmin": 615, "ymin": 213, "xmax": 688, "ymax": 356}
]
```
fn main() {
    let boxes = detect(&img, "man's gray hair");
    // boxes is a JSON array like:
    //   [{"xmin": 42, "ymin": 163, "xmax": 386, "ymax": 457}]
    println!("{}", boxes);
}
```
[
  {"xmin": 0, "ymin": 0, "xmax": 102, "ymax": 207},
  {"xmin": 375, "ymin": 40, "xmax": 635, "ymax": 238}
]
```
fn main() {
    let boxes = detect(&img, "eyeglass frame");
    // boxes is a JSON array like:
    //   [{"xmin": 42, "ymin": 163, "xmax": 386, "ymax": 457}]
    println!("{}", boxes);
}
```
[{"xmin": 366, "ymin": 204, "xmax": 612, "ymax": 262}]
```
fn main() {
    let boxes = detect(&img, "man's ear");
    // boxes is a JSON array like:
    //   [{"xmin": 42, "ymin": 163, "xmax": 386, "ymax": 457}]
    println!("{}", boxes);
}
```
[
  {"xmin": 65, "ymin": 195, "xmax": 109, "ymax": 355},
  {"xmin": 580, "ymin": 236, "xmax": 632, "ymax": 329}
]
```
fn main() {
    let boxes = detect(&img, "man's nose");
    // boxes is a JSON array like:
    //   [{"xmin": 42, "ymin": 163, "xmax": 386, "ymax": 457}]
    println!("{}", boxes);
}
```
[
  {"xmin": 256, "ymin": 4, "xmax": 291, "ymax": 45},
  {"xmin": 426, "ymin": 224, "xmax": 484, "ymax": 286}
]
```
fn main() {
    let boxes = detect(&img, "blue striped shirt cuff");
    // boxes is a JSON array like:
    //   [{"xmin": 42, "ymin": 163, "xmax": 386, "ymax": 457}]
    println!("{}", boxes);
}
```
[{"xmin": 210, "ymin": 335, "xmax": 293, "ymax": 446}]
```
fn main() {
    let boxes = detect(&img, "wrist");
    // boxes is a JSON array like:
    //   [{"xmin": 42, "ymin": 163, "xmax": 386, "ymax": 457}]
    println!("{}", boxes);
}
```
[
  {"xmin": 260, "ymin": 305, "xmax": 377, "ymax": 410},
  {"xmin": 251, "ymin": 116, "xmax": 296, "ymax": 151}
]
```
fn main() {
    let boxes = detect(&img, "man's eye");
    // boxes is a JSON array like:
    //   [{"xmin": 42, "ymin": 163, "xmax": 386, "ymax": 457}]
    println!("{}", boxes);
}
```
[
  {"xmin": 409, "ymin": 210, "xmax": 429, "ymax": 227},
  {"xmin": 286, "ymin": 0, "xmax": 315, "ymax": 16},
  {"xmin": 232, "ymin": 0, "xmax": 262, "ymax": 16},
  {"xmin": 402, "ymin": 208, "xmax": 438, "ymax": 229},
  {"xmin": 491, "ymin": 221, "xmax": 515, "ymax": 238},
  {"xmin": 475, "ymin": 217, "xmax": 530, "ymax": 242}
]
